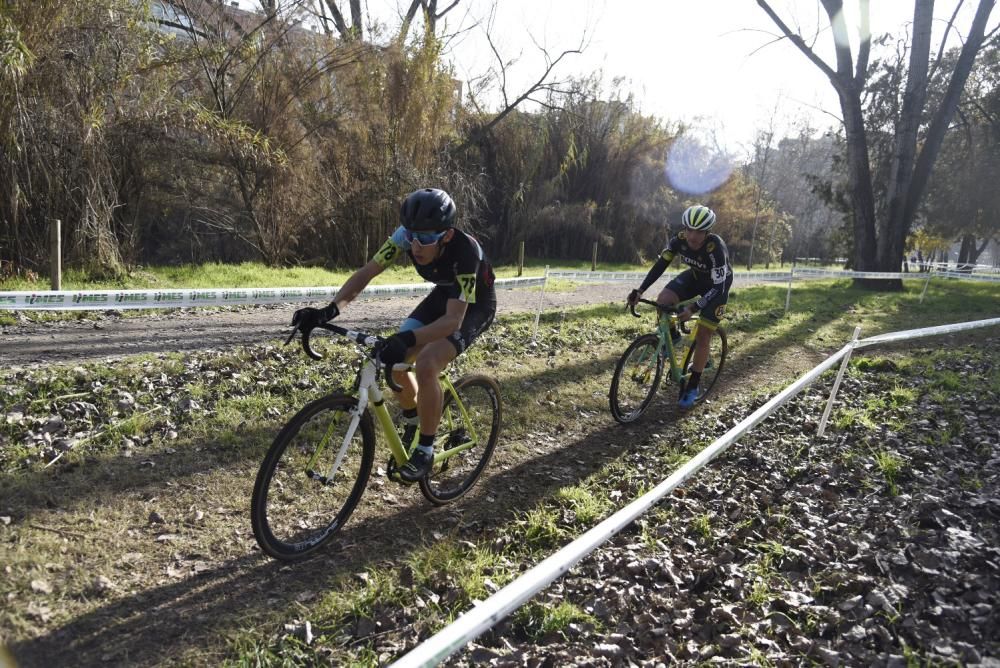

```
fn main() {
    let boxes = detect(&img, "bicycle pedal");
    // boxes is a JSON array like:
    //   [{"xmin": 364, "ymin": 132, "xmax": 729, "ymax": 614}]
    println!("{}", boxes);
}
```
[{"xmin": 386, "ymin": 459, "xmax": 416, "ymax": 486}]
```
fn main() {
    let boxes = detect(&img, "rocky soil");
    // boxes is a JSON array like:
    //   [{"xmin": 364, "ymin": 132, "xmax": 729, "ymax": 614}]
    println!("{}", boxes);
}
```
[{"xmin": 447, "ymin": 344, "xmax": 1000, "ymax": 666}]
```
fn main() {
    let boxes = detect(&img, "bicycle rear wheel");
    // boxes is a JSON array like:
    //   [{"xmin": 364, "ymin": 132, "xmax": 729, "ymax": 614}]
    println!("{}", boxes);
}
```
[
  {"xmin": 609, "ymin": 334, "xmax": 664, "ymax": 423},
  {"xmin": 679, "ymin": 325, "xmax": 728, "ymax": 405},
  {"xmin": 251, "ymin": 394, "xmax": 375, "ymax": 560},
  {"xmin": 420, "ymin": 375, "xmax": 502, "ymax": 505}
]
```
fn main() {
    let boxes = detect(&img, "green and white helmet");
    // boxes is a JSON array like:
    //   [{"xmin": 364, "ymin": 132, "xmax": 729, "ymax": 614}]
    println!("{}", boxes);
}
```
[{"xmin": 681, "ymin": 205, "xmax": 716, "ymax": 231}]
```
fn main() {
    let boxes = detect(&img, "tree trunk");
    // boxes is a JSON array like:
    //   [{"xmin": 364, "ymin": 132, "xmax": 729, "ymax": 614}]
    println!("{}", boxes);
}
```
[
  {"xmin": 886, "ymin": 0, "xmax": 997, "ymax": 272},
  {"xmin": 957, "ymin": 233, "xmax": 974, "ymax": 271},
  {"xmin": 956, "ymin": 233, "xmax": 991, "ymax": 271},
  {"xmin": 839, "ymin": 89, "xmax": 881, "ymax": 287},
  {"xmin": 879, "ymin": 0, "xmax": 932, "ymax": 277}
]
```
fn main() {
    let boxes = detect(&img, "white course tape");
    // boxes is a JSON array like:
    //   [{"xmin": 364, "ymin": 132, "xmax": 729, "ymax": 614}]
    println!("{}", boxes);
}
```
[
  {"xmin": 549, "ymin": 267, "xmax": 999, "ymax": 284},
  {"xmin": 390, "ymin": 343, "xmax": 854, "ymax": 667},
  {"xmin": 856, "ymin": 316, "xmax": 1000, "ymax": 348},
  {"xmin": 934, "ymin": 271, "xmax": 1000, "ymax": 283},
  {"xmin": 793, "ymin": 268, "xmax": 910, "ymax": 279},
  {"xmin": 794, "ymin": 268, "xmax": 1000, "ymax": 282},
  {"xmin": 546, "ymin": 270, "xmax": 645, "ymax": 282},
  {"xmin": 547, "ymin": 270, "xmax": 791, "ymax": 283},
  {"xmin": 0, "ymin": 276, "xmax": 546, "ymax": 311}
]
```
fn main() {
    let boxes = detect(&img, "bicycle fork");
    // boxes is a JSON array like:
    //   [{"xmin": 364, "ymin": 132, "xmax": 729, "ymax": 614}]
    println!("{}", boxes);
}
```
[{"xmin": 306, "ymin": 386, "xmax": 371, "ymax": 486}]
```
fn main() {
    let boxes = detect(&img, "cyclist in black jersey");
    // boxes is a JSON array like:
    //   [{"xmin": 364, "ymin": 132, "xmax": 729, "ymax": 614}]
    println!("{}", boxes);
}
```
[
  {"xmin": 627, "ymin": 204, "xmax": 733, "ymax": 409},
  {"xmin": 293, "ymin": 188, "xmax": 496, "ymax": 481}
]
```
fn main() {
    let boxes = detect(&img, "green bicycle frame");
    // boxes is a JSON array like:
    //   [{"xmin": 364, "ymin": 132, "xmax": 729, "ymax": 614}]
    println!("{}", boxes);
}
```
[
  {"xmin": 653, "ymin": 297, "xmax": 703, "ymax": 385},
  {"xmin": 369, "ymin": 373, "xmax": 478, "ymax": 466},
  {"xmin": 310, "ymin": 360, "xmax": 479, "ymax": 484}
]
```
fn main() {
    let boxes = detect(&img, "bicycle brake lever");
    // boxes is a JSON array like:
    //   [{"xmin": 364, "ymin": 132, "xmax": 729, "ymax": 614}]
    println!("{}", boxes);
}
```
[
  {"xmin": 300, "ymin": 326, "xmax": 323, "ymax": 360},
  {"xmin": 384, "ymin": 363, "xmax": 404, "ymax": 392}
]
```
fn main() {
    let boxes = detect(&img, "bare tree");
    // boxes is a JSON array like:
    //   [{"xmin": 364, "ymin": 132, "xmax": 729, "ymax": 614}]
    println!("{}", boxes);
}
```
[
  {"xmin": 757, "ymin": 0, "xmax": 998, "ymax": 286},
  {"xmin": 306, "ymin": 0, "xmax": 459, "ymax": 42},
  {"xmin": 312, "ymin": 0, "xmax": 362, "ymax": 40},
  {"xmin": 174, "ymin": 0, "xmax": 363, "ymax": 264},
  {"xmin": 399, "ymin": 0, "xmax": 461, "ymax": 44},
  {"xmin": 746, "ymin": 116, "xmax": 776, "ymax": 270},
  {"xmin": 457, "ymin": 3, "xmax": 587, "ymax": 152}
]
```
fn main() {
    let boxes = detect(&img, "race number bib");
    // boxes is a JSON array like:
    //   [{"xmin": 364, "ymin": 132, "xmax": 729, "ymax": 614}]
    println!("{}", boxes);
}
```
[
  {"xmin": 457, "ymin": 274, "xmax": 477, "ymax": 303},
  {"xmin": 712, "ymin": 267, "xmax": 727, "ymax": 283},
  {"xmin": 372, "ymin": 237, "xmax": 401, "ymax": 268}
]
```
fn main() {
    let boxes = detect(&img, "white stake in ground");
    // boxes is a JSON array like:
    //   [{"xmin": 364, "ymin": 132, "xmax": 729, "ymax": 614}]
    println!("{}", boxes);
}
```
[
  {"xmin": 817, "ymin": 325, "xmax": 861, "ymax": 438},
  {"xmin": 531, "ymin": 265, "xmax": 549, "ymax": 342}
]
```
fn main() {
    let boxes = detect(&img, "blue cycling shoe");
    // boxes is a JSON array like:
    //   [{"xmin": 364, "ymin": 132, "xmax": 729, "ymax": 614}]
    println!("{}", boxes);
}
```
[{"xmin": 678, "ymin": 387, "xmax": 699, "ymax": 409}]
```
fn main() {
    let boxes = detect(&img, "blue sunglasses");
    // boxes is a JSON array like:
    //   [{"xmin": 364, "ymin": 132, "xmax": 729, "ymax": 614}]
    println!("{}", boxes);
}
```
[{"xmin": 405, "ymin": 229, "xmax": 447, "ymax": 246}]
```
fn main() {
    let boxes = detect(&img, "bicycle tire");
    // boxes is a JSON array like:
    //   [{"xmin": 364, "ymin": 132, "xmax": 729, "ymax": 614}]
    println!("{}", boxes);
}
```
[
  {"xmin": 679, "ymin": 325, "xmax": 728, "ymax": 405},
  {"xmin": 419, "ymin": 375, "xmax": 502, "ymax": 505},
  {"xmin": 609, "ymin": 333, "xmax": 664, "ymax": 423},
  {"xmin": 251, "ymin": 394, "xmax": 375, "ymax": 560}
]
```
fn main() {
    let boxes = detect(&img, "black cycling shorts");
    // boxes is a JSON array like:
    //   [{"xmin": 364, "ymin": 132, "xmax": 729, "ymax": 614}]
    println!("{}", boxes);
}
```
[
  {"xmin": 401, "ymin": 285, "xmax": 497, "ymax": 355},
  {"xmin": 666, "ymin": 269, "xmax": 733, "ymax": 326}
]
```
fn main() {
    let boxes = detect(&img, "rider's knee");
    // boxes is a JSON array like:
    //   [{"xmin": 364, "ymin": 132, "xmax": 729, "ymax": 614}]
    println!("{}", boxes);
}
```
[
  {"xmin": 658, "ymin": 288, "xmax": 679, "ymax": 305},
  {"xmin": 414, "ymin": 356, "xmax": 442, "ymax": 383}
]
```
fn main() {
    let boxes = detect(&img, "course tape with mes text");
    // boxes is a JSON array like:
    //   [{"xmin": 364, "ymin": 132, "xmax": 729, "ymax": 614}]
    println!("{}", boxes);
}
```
[{"xmin": 0, "ymin": 277, "xmax": 546, "ymax": 311}]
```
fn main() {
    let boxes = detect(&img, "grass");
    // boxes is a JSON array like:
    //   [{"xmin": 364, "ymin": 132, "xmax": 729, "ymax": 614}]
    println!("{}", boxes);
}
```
[
  {"xmin": 746, "ymin": 541, "xmax": 792, "ymax": 609},
  {"xmin": 555, "ymin": 485, "xmax": 613, "ymax": 526},
  {"xmin": 871, "ymin": 449, "xmax": 904, "ymax": 496},
  {"xmin": 0, "ymin": 275, "xmax": 997, "ymax": 665},
  {"xmin": 513, "ymin": 601, "xmax": 601, "ymax": 640},
  {"xmin": 691, "ymin": 513, "xmax": 713, "ymax": 541},
  {"xmin": 0, "ymin": 259, "xmax": 598, "ymax": 293}
]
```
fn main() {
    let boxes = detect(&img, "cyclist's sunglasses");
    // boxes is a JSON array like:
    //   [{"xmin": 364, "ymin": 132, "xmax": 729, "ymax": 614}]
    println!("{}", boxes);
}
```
[{"xmin": 405, "ymin": 229, "xmax": 448, "ymax": 247}]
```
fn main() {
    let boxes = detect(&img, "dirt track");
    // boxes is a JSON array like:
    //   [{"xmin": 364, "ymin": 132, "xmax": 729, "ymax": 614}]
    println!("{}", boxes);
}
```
[{"xmin": 0, "ymin": 283, "xmax": 631, "ymax": 367}]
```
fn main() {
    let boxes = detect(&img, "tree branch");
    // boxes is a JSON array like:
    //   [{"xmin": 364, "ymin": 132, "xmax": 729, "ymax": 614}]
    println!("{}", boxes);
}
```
[
  {"xmin": 929, "ymin": 0, "xmax": 966, "ymax": 84},
  {"xmin": 756, "ymin": 0, "xmax": 841, "ymax": 88},
  {"xmin": 321, "ymin": 0, "xmax": 351, "ymax": 40},
  {"xmin": 398, "ymin": 0, "xmax": 422, "ymax": 44},
  {"xmin": 854, "ymin": 0, "xmax": 871, "ymax": 85}
]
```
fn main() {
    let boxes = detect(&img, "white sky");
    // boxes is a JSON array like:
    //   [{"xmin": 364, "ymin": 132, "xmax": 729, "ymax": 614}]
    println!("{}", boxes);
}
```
[
  {"xmin": 433, "ymin": 0, "xmax": 997, "ymax": 153},
  {"xmin": 242, "ymin": 1, "xmax": 998, "ymax": 153}
]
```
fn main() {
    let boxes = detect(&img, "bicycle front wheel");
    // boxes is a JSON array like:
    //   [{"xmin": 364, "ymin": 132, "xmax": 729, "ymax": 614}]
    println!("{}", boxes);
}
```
[
  {"xmin": 251, "ymin": 394, "xmax": 375, "ymax": 560},
  {"xmin": 609, "ymin": 334, "xmax": 664, "ymax": 423},
  {"xmin": 679, "ymin": 325, "xmax": 728, "ymax": 405},
  {"xmin": 420, "ymin": 375, "xmax": 502, "ymax": 505}
]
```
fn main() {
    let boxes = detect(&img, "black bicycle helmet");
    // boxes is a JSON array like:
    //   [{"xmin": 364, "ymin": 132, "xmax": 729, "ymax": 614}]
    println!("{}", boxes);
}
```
[{"xmin": 399, "ymin": 188, "xmax": 456, "ymax": 232}]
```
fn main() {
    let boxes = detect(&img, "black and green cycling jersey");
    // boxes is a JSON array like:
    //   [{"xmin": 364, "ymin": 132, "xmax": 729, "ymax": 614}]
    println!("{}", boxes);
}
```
[
  {"xmin": 638, "ymin": 231, "xmax": 732, "ymax": 311},
  {"xmin": 372, "ymin": 226, "xmax": 496, "ymax": 304}
]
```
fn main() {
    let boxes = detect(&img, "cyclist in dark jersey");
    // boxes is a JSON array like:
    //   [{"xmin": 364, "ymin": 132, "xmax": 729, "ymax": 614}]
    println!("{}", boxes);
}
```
[
  {"xmin": 292, "ymin": 188, "xmax": 496, "ymax": 481},
  {"xmin": 627, "ymin": 204, "xmax": 733, "ymax": 409}
]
